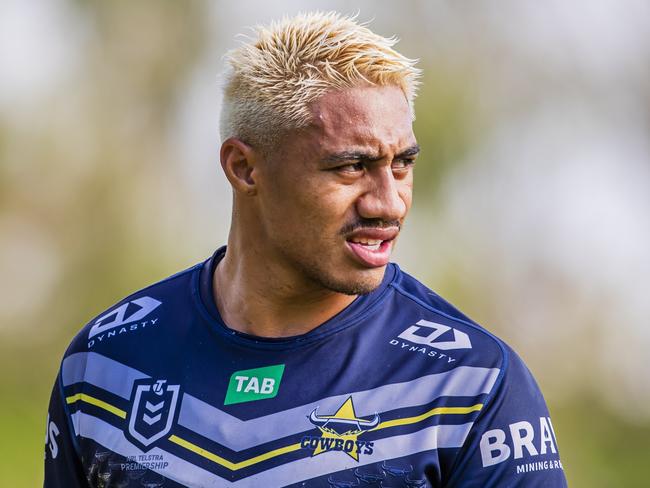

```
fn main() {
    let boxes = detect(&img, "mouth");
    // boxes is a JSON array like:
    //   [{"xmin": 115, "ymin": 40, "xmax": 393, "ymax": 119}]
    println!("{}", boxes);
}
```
[{"xmin": 345, "ymin": 228, "xmax": 399, "ymax": 268}]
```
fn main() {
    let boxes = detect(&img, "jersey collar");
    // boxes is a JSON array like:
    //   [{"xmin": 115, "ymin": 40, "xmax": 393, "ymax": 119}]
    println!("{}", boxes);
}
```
[{"xmin": 195, "ymin": 246, "xmax": 397, "ymax": 349}]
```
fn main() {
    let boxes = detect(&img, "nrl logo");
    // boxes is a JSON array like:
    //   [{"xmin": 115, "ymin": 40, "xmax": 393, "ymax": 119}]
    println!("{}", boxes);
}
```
[
  {"xmin": 300, "ymin": 396, "xmax": 379, "ymax": 461},
  {"xmin": 126, "ymin": 379, "xmax": 180, "ymax": 451}
]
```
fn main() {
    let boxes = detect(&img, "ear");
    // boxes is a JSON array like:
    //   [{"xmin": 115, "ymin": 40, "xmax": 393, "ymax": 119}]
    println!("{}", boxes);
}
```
[{"xmin": 220, "ymin": 137, "xmax": 259, "ymax": 195}]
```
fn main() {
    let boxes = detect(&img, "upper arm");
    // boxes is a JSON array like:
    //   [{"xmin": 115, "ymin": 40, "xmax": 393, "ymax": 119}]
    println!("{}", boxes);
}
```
[
  {"xmin": 44, "ymin": 371, "xmax": 88, "ymax": 487},
  {"xmin": 443, "ymin": 349, "xmax": 567, "ymax": 487}
]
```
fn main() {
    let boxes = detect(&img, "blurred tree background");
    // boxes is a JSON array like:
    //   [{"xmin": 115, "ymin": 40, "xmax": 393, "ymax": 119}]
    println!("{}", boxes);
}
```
[{"xmin": 1, "ymin": 0, "xmax": 649, "ymax": 486}]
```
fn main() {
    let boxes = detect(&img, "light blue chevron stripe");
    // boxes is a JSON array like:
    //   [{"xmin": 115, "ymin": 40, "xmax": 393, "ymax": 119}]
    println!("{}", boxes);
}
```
[
  {"xmin": 63, "ymin": 352, "xmax": 497, "ymax": 451},
  {"xmin": 72, "ymin": 410, "xmax": 473, "ymax": 486},
  {"xmin": 62, "ymin": 352, "xmax": 149, "ymax": 399},
  {"xmin": 179, "ymin": 365, "xmax": 497, "ymax": 450}
]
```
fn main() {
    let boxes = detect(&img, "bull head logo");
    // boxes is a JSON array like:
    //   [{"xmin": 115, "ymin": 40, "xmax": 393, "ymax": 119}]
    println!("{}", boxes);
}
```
[
  {"xmin": 304, "ymin": 396, "xmax": 380, "ymax": 461},
  {"xmin": 309, "ymin": 405, "xmax": 379, "ymax": 436}
]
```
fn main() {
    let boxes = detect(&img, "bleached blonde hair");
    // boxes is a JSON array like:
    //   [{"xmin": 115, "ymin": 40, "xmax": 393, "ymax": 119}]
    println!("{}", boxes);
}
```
[{"xmin": 220, "ymin": 11, "xmax": 421, "ymax": 152}]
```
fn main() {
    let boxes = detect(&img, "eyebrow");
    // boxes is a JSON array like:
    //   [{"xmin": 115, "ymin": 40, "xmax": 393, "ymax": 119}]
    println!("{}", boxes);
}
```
[{"xmin": 321, "ymin": 144, "xmax": 420, "ymax": 164}]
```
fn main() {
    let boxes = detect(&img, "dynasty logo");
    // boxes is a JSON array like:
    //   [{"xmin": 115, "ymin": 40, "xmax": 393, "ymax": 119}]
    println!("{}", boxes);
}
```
[
  {"xmin": 301, "ymin": 396, "xmax": 379, "ymax": 461},
  {"xmin": 87, "ymin": 296, "xmax": 162, "ymax": 348}
]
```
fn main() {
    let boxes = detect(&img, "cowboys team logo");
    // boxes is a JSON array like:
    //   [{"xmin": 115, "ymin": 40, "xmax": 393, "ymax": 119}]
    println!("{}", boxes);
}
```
[
  {"xmin": 126, "ymin": 379, "xmax": 180, "ymax": 450},
  {"xmin": 301, "ymin": 396, "xmax": 379, "ymax": 461}
]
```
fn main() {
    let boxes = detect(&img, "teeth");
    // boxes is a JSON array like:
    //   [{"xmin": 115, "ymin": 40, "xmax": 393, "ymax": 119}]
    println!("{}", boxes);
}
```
[
  {"xmin": 351, "ymin": 238, "xmax": 382, "ymax": 245},
  {"xmin": 350, "ymin": 238, "xmax": 383, "ymax": 250}
]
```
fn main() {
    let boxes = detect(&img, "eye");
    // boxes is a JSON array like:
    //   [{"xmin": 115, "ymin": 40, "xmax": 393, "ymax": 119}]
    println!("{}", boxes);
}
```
[
  {"xmin": 392, "ymin": 158, "xmax": 416, "ymax": 171},
  {"xmin": 336, "ymin": 162, "xmax": 365, "ymax": 173}
]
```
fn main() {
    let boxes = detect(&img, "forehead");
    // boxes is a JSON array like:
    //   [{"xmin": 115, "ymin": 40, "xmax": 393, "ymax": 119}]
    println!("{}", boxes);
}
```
[{"xmin": 306, "ymin": 85, "xmax": 415, "ymax": 155}]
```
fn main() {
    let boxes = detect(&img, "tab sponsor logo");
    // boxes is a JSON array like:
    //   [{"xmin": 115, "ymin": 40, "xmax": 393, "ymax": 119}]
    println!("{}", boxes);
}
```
[
  {"xmin": 480, "ymin": 416, "xmax": 563, "ymax": 474},
  {"xmin": 389, "ymin": 319, "xmax": 472, "ymax": 364},
  {"xmin": 224, "ymin": 364, "xmax": 285, "ymax": 405}
]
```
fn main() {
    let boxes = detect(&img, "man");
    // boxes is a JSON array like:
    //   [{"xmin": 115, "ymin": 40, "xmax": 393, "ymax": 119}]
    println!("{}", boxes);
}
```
[{"xmin": 45, "ymin": 12, "xmax": 567, "ymax": 487}]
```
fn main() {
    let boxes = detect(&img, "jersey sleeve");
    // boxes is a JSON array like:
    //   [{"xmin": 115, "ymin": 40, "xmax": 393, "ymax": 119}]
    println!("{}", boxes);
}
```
[
  {"xmin": 44, "ymin": 371, "xmax": 88, "ymax": 487},
  {"xmin": 444, "ymin": 347, "xmax": 568, "ymax": 487}
]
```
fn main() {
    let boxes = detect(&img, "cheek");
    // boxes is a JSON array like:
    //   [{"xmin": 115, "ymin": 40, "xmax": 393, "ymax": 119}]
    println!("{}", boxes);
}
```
[
  {"xmin": 259, "ymin": 169, "xmax": 359, "ymax": 237},
  {"xmin": 401, "ymin": 177, "xmax": 414, "ymax": 208},
  {"xmin": 259, "ymin": 172, "xmax": 304, "ymax": 215},
  {"xmin": 296, "ymin": 178, "xmax": 355, "ymax": 214},
  {"xmin": 402, "ymin": 189, "xmax": 413, "ymax": 210},
  {"xmin": 314, "ymin": 186, "xmax": 361, "ymax": 227},
  {"xmin": 263, "ymin": 184, "xmax": 340, "ymax": 234}
]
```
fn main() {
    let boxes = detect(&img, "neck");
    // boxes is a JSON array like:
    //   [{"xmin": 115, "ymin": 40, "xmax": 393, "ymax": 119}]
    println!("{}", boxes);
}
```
[{"xmin": 213, "ymin": 235, "xmax": 358, "ymax": 338}]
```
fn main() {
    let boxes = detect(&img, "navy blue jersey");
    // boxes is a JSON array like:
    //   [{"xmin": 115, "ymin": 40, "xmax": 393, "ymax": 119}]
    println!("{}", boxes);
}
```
[{"xmin": 45, "ymin": 247, "xmax": 567, "ymax": 487}]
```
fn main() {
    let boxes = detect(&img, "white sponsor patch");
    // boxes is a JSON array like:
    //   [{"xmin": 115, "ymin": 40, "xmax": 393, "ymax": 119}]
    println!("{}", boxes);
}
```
[{"xmin": 480, "ymin": 417, "xmax": 560, "ymax": 469}]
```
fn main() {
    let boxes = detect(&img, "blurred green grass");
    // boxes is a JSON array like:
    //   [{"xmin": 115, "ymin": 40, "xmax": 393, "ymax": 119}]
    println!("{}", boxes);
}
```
[{"xmin": 0, "ymin": 341, "xmax": 59, "ymax": 487}]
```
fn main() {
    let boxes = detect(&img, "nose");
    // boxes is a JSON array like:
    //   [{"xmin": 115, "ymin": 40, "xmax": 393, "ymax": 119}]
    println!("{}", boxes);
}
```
[{"xmin": 356, "ymin": 167, "xmax": 409, "ymax": 222}]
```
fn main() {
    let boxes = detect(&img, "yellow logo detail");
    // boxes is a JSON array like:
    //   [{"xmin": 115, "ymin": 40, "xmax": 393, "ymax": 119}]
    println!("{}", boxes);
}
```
[{"xmin": 307, "ymin": 396, "xmax": 379, "ymax": 461}]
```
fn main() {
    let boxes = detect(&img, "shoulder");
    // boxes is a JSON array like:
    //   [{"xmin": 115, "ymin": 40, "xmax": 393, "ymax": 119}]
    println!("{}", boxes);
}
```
[
  {"xmin": 382, "ymin": 265, "xmax": 510, "ymax": 377},
  {"xmin": 386, "ymin": 266, "xmax": 550, "ymax": 402},
  {"xmin": 381, "ymin": 266, "xmax": 553, "ymax": 422},
  {"xmin": 386, "ymin": 269, "xmax": 565, "ymax": 485},
  {"xmin": 60, "ymin": 262, "xmax": 202, "ymax": 374}
]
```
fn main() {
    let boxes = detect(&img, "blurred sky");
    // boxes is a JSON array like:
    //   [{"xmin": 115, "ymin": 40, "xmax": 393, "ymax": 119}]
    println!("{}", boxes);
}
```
[{"xmin": 1, "ymin": 0, "xmax": 649, "ymax": 485}]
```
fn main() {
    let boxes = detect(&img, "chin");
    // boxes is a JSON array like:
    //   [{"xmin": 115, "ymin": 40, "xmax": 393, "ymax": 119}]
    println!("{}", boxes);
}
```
[
  {"xmin": 289, "ymin": 249, "xmax": 387, "ymax": 296},
  {"xmin": 318, "ymin": 267, "xmax": 386, "ymax": 296}
]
